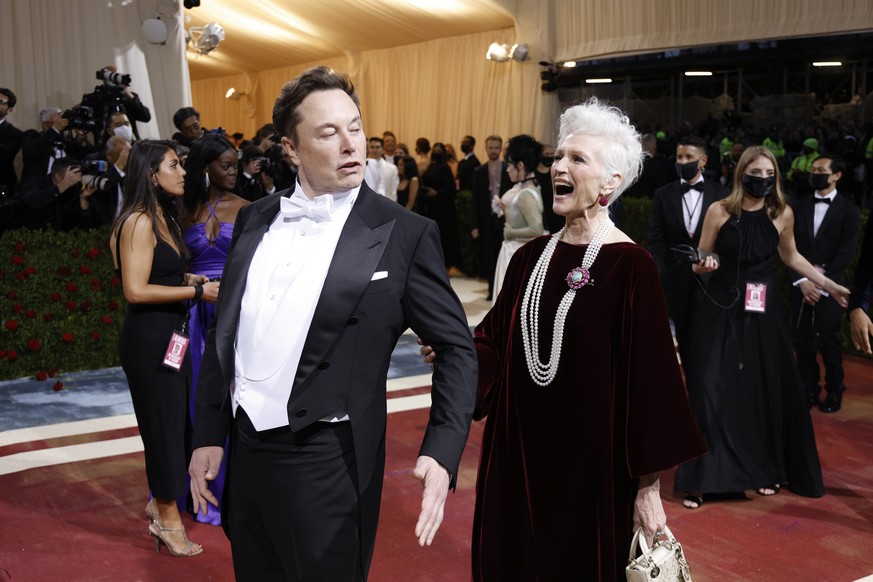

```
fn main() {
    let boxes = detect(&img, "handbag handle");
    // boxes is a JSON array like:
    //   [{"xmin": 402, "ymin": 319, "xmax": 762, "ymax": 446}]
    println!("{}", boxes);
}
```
[{"xmin": 628, "ymin": 525, "xmax": 678, "ymax": 561}]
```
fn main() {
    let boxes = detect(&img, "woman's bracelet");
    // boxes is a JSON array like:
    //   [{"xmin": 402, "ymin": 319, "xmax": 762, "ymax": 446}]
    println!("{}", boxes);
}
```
[{"xmin": 192, "ymin": 283, "xmax": 204, "ymax": 301}]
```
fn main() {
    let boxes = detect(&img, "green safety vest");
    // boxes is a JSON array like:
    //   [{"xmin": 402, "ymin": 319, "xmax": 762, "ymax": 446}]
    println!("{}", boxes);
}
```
[
  {"xmin": 789, "ymin": 151, "xmax": 820, "ymax": 179},
  {"xmin": 763, "ymin": 138, "xmax": 785, "ymax": 160},
  {"xmin": 866, "ymin": 137, "xmax": 873, "ymax": 160},
  {"xmin": 719, "ymin": 137, "xmax": 733, "ymax": 159}
]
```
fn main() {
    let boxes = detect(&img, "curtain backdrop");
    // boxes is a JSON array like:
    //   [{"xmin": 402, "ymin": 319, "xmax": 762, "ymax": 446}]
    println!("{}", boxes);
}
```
[
  {"xmin": 191, "ymin": 27, "xmax": 562, "ymax": 159},
  {"xmin": 0, "ymin": 0, "xmax": 189, "ymax": 139},
  {"xmin": 554, "ymin": 0, "xmax": 873, "ymax": 62}
]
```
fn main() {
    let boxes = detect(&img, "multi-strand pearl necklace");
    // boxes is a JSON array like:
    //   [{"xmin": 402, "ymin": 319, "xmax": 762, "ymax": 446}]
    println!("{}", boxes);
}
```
[{"xmin": 521, "ymin": 216, "xmax": 614, "ymax": 386}]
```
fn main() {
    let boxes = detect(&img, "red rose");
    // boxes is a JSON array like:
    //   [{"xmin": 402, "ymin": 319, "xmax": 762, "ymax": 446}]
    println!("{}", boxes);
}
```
[
  {"xmin": 26, "ymin": 338, "xmax": 40, "ymax": 351},
  {"xmin": 107, "ymin": 300, "xmax": 119, "ymax": 311},
  {"xmin": 0, "ymin": 349, "xmax": 5, "ymax": 358},
  {"xmin": 13, "ymin": 242, "xmax": 24, "ymax": 252},
  {"xmin": 24, "ymin": 309, "xmax": 36, "ymax": 319},
  {"xmin": 65, "ymin": 281, "xmax": 78, "ymax": 293},
  {"xmin": 90, "ymin": 331, "xmax": 101, "ymax": 341},
  {"xmin": 101, "ymin": 315, "xmax": 113, "ymax": 325},
  {"xmin": 14, "ymin": 273, "xmax": 25, "ymax": 282},
  {"xmin": 11, "ymin": 255, "xmax": 24, "ymax": 265},
  {"xmin": 86, "ymin": 247, "xmax": 100, "ymax": 259},
  {"xmin": 5, "ymin": 319, "xmax": 19, "ymax": 331},
  {"xmin": 71, "ymin": 249, "xmax": 81, "ymax": 258},
  {"xmin": 12, "ymin": 303, "xmax": 22, "ymax": 313},
  {"xmin": 50, "ymin": 292, "xmax": 61, "ymax": 302},
  {"xmin": 91, "ymin": 277, "xmax": 102, "ymax": 291},
  {"xmin": 110, "ymin": 277, "xmax": 120, "ymax": 288},
  {"xmin": 52, "ymin": 381, "xmax": 64, "ymax": 391},
  {"xmin": 23, "ymin": 265, "xmax": 36, "ymax": 275},
  {"xmin": 43, "ymin": 312, "xmax": 55, "ymax": 322},
  {"xmin": 79, "ymin": 300, "xmax": 92, "ymax": 313},
  {"xmin": 79, "ymin": 265, "xmax": 92, "ymax": 275},
  {"xmin": 6, "ymin": 291, "xmax": 16, "ymax": 300},
  {"xmin": 65, "ymin": 300, "xmax": 77, "ymax": 311},
  {"xmin": 34, "ymin": 370, "xmax": 47, "ymax": 381},
  {"xmin": 57, "ymin": 265, "xmax": 71, "ymax": 276},
  {"xmin": 7, "ymin": 349, "xmax": 18, "ymax": 361},
  {"xmin": 61, "ymin": 332, "xmax": 74, "ymax": 343}
]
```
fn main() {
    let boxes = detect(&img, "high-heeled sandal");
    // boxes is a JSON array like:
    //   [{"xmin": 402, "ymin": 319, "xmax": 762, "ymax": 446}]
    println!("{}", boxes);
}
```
[
  {"xmin": 148, "ymin": 522, "xmax": 204, "ymax": 557},
  {"xmin": 144, "ymin": 499, "xmax": 161, "ymax": 527}
]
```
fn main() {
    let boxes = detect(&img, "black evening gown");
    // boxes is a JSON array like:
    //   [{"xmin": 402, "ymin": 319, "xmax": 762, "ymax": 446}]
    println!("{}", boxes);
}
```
[
  {"xmin": 118, "ymin": 232, "xmax": 192, "ymax": 500},
  {"xmin": 675, "ymin": 207, "xmax": 824, "ymax": 497}
]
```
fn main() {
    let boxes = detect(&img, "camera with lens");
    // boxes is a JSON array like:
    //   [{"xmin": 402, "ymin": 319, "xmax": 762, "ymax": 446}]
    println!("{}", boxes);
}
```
[
  {"xmin": 78, "ymin": 160, "xmax": 112, "ymax": 192},
  {"xmin": 96, "ymin": 69, "xmax": 132, "ymax": 87},
  {"xmin": 62, "ymin": 106, "xmax": 98, "ymax": 132}
]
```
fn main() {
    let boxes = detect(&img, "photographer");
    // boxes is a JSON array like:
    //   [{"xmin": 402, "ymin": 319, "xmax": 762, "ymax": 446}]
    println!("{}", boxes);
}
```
[
  {"xmin": 84, "ymin": 134, "xmax": 131, "ymax": 225},
  {"xmin": 80, "ymin": 66, "xmax": 151, "ymax": 140},
  {"xmin": 17, "ymin": 157, "xmax": 99, "ymax": 230},
  {"xmin": 171, "ymin": 107, "xmax": 206, "ymax": 148},
  {"xmin": 21, "ymin": 107, "xmax": 98, "ymax": 180},
  {"xmin": 237, "ymin": 144, "xmax": 266, "ymax": 201}
]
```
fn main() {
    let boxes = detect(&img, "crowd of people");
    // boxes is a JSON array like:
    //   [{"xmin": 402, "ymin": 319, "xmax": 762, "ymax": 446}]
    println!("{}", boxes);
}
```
[{"xmin": 2, "ymin": 65, "xmax": 873, "ymax": 581}]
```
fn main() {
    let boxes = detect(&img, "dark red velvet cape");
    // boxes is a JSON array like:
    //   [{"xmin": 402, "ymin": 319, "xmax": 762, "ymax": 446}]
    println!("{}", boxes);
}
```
[{"xmin": 472, "ymin": 238, "xmax": 706, "ymax": 581}]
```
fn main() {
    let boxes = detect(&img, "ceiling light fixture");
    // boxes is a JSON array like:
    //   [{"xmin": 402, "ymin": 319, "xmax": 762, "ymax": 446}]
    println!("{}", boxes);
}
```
[
  {"xmin": 586, "ymin": 78, "xmax": 612, "ymax": 84},
  {"xmin": 486, "ymin": 43, "xmax": 529, "ymax": 63},
  {"xmin": 563, "ymin": 61, "xmax": 576, "ymax": 68},
  {"xmin": 141, "ymin": 17, "xmax": 168, "ymax": 45},
  {"xmin": 684, "ymin": 71, "xmax": 713, "ymax": 77},
  {"xmin": 812, "ymin": 61, "xmax": 842, "ymax": 67},
  {"xmin": 187, "ymin": 22, "xmax": 225, "ymax": 55},
  {"xmin": 225, "ymin": 87, "xmax": 245, "ymax": 100}
]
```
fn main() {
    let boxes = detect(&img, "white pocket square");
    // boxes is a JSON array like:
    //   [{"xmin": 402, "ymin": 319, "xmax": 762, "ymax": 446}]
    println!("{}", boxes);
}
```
[{"xmin": 371, "ymin": 271, "xmax": 388, "ymax": 281}]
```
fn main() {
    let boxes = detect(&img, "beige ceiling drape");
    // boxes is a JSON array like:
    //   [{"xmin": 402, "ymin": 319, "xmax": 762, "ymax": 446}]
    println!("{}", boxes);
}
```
[
  {"xmin": 553, "ymin": 0, "xmax": 873, "ymax": 62},
  {"xmin": 191, "ymin": 27, "xmax": 562, "ymax": 158}
]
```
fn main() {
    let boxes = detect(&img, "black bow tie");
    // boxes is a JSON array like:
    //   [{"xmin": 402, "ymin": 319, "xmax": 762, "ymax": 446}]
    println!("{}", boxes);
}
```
[
  {"xmin": 814, "ymin": 197, "xmax": 831, "ymax": 205},
  {"xmin": 682, "ymin": 182, "xmax": 703, "ymax": 193}
]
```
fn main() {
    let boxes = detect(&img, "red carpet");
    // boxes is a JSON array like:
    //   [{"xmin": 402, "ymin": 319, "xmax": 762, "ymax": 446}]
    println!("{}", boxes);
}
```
[{"xmin": 1, "ymin": 356, "xmax": 873, "ymax": 581}]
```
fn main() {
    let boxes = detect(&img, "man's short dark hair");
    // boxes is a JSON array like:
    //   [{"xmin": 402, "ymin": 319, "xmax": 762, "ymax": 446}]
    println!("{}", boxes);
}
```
[
  {"xmin": 485, "ymin": 135, "xmax": 503, "ymax": 146},
  {"xmin": 369, "ymin": 136, "xmax": 384, "ymax": 146},
  {"xmin": 817, "ymin": 155, "xmax": 847, "ymax": 178},
  {"xmin": 463, "ymin": 135, "xmax": 476, "ymax": 147},
  {"xmin": 173, "ymin": 106, "xmax": 200, "ymax": 130},
  {"xmin": 241, "ymin": 144, "xmax": 264, "ymax": 162},
  {"xmin": 50, "ymin": 157, "xmax": 77, "ymax": 179},
  {"xmin": 382, "ymin": 131, "xmax": 396, "ymax": 140},
  {"xmin": 0, "ymin": 88, "xmax": 17, "ymax": 109},
  {"xmin": 415, "ymin": 137, "xmax": 430, "ymax": 154},
  {"xmin": 272, "ymin": 66, "xmax": 359, "ymax": 143},
  {"xmin": 677, "ymin": 135, "xmax": 708, "ymax": 153}
]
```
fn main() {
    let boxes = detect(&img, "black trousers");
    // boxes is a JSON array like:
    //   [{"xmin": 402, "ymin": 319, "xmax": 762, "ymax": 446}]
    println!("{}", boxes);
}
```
[
  {"xmin": 227, "ymin": 409, "xmax": 364, "ymax": 582},
  {"xmin": 664, "ymin": 281, "xmax": 697, "ymax": 374},
  {"xmin": 792, "ymin": 294, "xmax": 845, "ymax": 398}
]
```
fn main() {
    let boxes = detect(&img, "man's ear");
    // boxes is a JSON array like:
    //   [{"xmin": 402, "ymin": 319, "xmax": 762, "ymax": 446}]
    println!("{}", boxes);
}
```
[{"xmin": 281, "ymin": 136, "xmax": 299, "ymax": 166}]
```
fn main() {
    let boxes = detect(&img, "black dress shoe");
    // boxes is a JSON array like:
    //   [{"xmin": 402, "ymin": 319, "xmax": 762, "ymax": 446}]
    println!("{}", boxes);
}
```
[{"xmin": 820, "ymin": 394, "xmax": 842, "ymax": 413}]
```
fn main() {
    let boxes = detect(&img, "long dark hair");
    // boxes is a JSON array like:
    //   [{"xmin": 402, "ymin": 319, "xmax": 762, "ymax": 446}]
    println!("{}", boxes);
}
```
[
  {"xmin": 397, "ymin": 155, "xmax": 419, "ymax": 180},
  {"xmin": 112, "ymin": 139, "xmax": 188, "ymax": 261},
  {"xmin": 183, "ymin": 133, "xmax": 237, "ymax": 213},
  {"xmin": 505, "ymin": 134, "xmax": 541, "ymax": 175}
]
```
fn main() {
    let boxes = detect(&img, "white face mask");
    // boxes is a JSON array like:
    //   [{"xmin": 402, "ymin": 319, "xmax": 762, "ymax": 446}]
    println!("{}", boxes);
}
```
[{"xmin": 113, "ymin": 125, "xmax": 133, "ymax": 142}]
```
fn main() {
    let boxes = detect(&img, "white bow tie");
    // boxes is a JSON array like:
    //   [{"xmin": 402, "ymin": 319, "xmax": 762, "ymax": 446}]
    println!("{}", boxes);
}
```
[{"xmin": 279, "ymin": 193, "xmax": 334, "ymax": 222}]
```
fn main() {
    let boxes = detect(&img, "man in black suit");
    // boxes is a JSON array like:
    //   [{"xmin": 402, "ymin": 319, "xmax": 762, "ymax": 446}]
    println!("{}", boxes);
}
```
[
  {"xmin": 789, "ymin": 155, "xmax": 860, "ymax": 412},
  {"xmin": 456, "ymin": 135, "xmax": 480, "ymax": 191},
  {"xmin": 471, "ymin": 135, "xmax": 511, "ymax": 300},
  {"xmin": 648, "ymin": 135, "xmax": 728, "ymax": 372},
  {"xmin": 0, "ymin": 88, "xmax": 23, "ymax": 195},
  {"xmin": 189, "ymin": 66, "xmax": 477, "ymax": 581}
]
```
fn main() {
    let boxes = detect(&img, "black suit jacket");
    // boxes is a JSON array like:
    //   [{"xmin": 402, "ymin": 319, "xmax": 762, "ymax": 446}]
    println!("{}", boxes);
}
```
[
  {"xmin": 192, "ymin": 183, "xmax": 477, "ymax": 571},
  {"xmin": 471, "ymin": 161, "xmax": 511, "ymax": 230},
  {"xmin": 457, "ymin": 153, "xmax": 480, "ymax": 191},
  {"xmin": 788, "ymin": 192, "xmax": 860, "ymax": 286},
  {"xmin": 0, "ymin": 120, "xmax": 23, "ymax": 192},
  {"xmin": 648, "ymin": 180, "xmax": 727, "ymax": 290}
]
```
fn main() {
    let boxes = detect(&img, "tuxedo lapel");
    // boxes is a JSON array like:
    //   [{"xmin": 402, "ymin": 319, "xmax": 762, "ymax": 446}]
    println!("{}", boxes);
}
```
[
  {"xmin": 215, "ymin": 195, "xmax": 281, "ymax": 378},
  {"xmin": 813, "ymin": 194, "xmax": 841, "ymax": 243},
  {"xmin": 292, "ymin": 187, "xmax": 395, "ymax": 396},
  {"xmin": 667, "ymin": 183, "xmax": 686, "ymax": 240}
]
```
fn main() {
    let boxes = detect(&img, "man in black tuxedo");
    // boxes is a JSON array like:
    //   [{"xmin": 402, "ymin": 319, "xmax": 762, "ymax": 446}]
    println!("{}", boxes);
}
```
[
  {"xmin": 456, "ymin": 135, "xmax": 480, "ymax": 191},
  {"xmin": 0, "ymin": 88, "xmax": 23, "ymax": 194},
  {"xmin": 189, "ymin": 66, "xmax": 477, "ymax": 581},
  {"xmin": 471, "ymin": 135, "xmax": 511, "ymax": 300},
  {"xmin": 789, "ymin": 155, "xmax": 860, "ymax": 412},
  {"xmin": 648, "ymin": 135, "xmax": 728, "ymax": 372}
]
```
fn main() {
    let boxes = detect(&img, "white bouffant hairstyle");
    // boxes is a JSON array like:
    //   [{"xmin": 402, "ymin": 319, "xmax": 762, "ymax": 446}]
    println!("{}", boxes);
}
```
[{"xmin": 556, "ymin": 97, "xmax": 644, "ymax": 205}]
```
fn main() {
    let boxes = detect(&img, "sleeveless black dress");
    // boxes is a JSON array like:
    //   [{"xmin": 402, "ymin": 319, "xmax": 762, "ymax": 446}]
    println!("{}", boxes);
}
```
[
  {"xmin": 117, "ymin": 224, "xmax": 192, "ymax": 500},
  {"xmin": 675, "ymin": 207, "xmax": 824, "ymax": 497}
]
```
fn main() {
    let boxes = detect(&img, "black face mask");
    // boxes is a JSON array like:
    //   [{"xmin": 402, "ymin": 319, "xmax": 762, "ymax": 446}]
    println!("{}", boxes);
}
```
[
  {"xmin": 540, "ymin": 155, "xmax": 554, "ymax": 167},
  {"xmin": 808, "ymin": 173, "xmax": 831, "ymax": 192},
  {"xmin": 675, "ymin": 160, "xmax": 700, "ymax": 182},
  {"xmin": 460, "ymin": 143, "xmax": 473, "ymax": 154},
  {"xmin": 742, "ymin": 175, "xmax": 776, "ymax": 199}
]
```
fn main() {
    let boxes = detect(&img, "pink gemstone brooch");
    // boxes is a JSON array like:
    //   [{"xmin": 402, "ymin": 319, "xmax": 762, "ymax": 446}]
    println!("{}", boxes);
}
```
[{"xmin": 566, "ymin": 267, "xmax": 592, "ymax": 289}]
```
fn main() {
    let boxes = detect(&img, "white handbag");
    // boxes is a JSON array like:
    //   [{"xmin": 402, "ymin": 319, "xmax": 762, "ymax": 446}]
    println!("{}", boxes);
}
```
[{"xmin": 626, "ymin": 526, "xmax": 692, "ymax": 582}]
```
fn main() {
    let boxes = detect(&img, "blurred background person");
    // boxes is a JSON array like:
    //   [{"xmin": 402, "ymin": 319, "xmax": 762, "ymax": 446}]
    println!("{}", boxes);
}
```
[
  {"xmin": 676, "ymin": 146, "xmax": 848, "ymax": 509},
  {"xmin": 172, "ymin": 107, "xmax": 206, "ymax": 148},
  {"xmin": 109, "ymin": 139, "xmax": 218, "ymax": 556},
  {"xmin": 81, "ymin": 65, "xmax": 151, "ymax": 139},
  {"xmin": 396, "ymin": 154, "xmax": 420, "ymax": 211},
  {"xmin": 457, "ymin": 135, "xmax": 480, "ymax": 192},
  {"xmin": 472, "ymin": 135, "xmax": 511, "ymax": 300},
  {"xmin": 238, "ymin": 144, "xmax": 267, "ymax": 202},
  {"xmin": 420, "ymin": 141, "xmax": 462, "ymax": 276},
  {"xmin": 179, "ymin": 133, "xmax": 248, "ymax": 525},
  {"xmin": 17, "ymin": 157, "xmax": 100, "ymax": 230},
  {"xmin": 445, "ymin": 142, "xmax": 459, "ymax": 182},
  {"xmin": 492, "ymin": 134, "xmax": 543, "ymax": 302},
  {"xmin": 0, "ymin": 88, "xmax": 23, "ymax": 197}
]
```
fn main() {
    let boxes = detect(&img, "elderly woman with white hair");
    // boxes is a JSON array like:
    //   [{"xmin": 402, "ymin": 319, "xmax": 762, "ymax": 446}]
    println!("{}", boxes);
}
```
[{"xmin": 461, "ymin": 99, "xmax": 707, "ymax": 580}]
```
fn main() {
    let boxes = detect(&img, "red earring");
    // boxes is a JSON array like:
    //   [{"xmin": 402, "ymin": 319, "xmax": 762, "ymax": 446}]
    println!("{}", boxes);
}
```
[{"xmin": 598, "ymin": 194, "xmax": 609, "ymax": 206}]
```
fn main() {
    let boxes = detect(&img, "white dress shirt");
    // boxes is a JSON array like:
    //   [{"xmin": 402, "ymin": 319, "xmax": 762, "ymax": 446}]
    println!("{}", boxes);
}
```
[
  {"xmin": 812, "ymin": 189, "xmax": 837, "ymax": 237},
  {"xmin": 233, "ymin": 182, "xmax": 359, "ymax": 431},
  {"xmin": 679, "ymin": 177, "xmax": 705, "ymax": 238}
]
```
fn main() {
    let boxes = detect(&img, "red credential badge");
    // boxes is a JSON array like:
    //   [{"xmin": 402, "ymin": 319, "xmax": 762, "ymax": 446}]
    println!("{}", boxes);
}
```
[
  {"xmin": 744, "ymin": 282, "xmax": 767, "ymax": 313},
  {"xmin": 163, "ymin": 331, "xmax": 190, "ymax": 370}
]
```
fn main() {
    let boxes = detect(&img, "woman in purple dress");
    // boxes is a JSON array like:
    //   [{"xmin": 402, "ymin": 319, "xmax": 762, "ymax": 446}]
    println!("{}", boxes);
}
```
[{"xmin": 180, "ymin": 134, "xmax": 249, "ymax": 525}]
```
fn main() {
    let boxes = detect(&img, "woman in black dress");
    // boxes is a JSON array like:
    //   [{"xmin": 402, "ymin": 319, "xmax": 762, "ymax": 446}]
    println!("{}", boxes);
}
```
[
  {"xmin": 110, "ymin": 140, "xmax": 219, "ymax": 556},
  {"xmin": 676, "ymin": 146, "xmax": 849, "ymax": 508}
]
